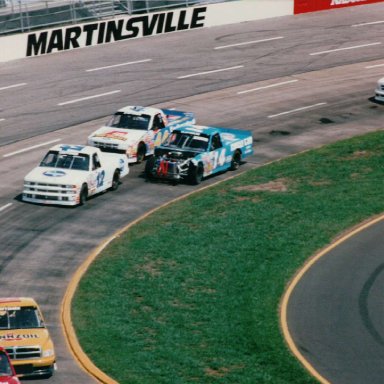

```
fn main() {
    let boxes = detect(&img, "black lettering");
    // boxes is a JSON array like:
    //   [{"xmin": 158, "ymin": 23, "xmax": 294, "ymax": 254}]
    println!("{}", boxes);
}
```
[
  {"xmin": 190, "ymin": 7, "xmax": 206, "ymax": 29},
  {"xmin": 106, "ymin": 19, "xmax": 125, "ymax": 42},
  {"xmin": 142, "ymin": 14, "xmax": 159, "ymax": 36},
  {"xmin": 64, "ymin": 26, "xmax": 81, "ymax": 50},
  {"xmin": 83, "ymin": 23, "xmax": 98, "ymax": 46},
  {"xmin": 177, "ymin": 10, "xmax": 189, "ymax": 30},
  {"xmin": 164, "ymin": 12, "xmax": 177, "ymax": 33},
  {"xmin": 47, "ymin": 29, "xmax": 64, "ymax": 53},
  {"xmin": 125, "ymin": 17, "xmax": 141, "ymax": 38},
  {"xmin": 26, "ymin": 32, "xmax": 48, "ymax": 56},
  {"xmin": 156, "ymin": 13, "xmax": 165, "ymax": 34},
  {"xmin": 97, "ymin": 22, "xmax": 106, "ymax": 44}
]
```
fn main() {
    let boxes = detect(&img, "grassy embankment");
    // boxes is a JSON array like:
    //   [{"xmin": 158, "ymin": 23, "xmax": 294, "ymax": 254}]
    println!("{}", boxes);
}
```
[{"xmin": 72, "ymin": 130, "xmax": 384, "ymax": 384}]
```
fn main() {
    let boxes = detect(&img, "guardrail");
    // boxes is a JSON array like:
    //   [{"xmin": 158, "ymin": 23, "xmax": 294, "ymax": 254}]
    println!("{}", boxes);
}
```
[{"xmin": 0, "ymin": 0, "xmax": 236, "ymax": 35}]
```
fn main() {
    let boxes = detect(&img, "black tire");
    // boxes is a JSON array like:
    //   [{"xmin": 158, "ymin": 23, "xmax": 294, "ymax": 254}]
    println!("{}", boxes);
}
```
[
  {"xmin": 145, "ymin": 156, "xmax": 156, "ymax": 179},
  {"xmin": 230, "ymin": 150, "xmax": 241, "ymax": 171},
  {"xmin": 136, "ymin": 143, "xmax": 146, "ymax": 164},
  {"xmin": 110, "ymin": 170, "xmax": 120, "ymax": 191},
  {"xmin": 79, "ymin": 184, "xmax": 88, "ymax": 206},
  {"xmin": 188, "ymin": 162, "xmax": 204, "ymax": 185}
]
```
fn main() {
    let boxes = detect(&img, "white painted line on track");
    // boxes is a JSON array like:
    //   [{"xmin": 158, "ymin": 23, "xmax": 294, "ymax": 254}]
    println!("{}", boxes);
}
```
[
  {"xmin": 0, "ymin": 119, "xmax": 4, "ymax": 122},
  {"xmin": 237, "ymin": 79, "xmax": 298, "ymax": 95},
  {"xmin": 0, "ymin": 203, "xmax": 13, "ymax": 212},
  {"xmin": 177, "ymin": 65, "xmax": 244, "ymax": 79},
  {"xmin": 352, "ymin": 20, "xmax": 384, "ymax": 27},
  {"xmin": 214, "ymin": 36, "xmax": 284, "ymax": 50},
  {"xmin": 365, "ymin": 63, "xmax": 384, "ymax": 69},
  {"xmin": 3, "ymin": 139, "xmax": 61, "ymax": 158},
  {"xmin": 310, "ymin": 42, "xmax": 381, "ymax": 56},
  {"xmin": 58, "ymin": 90, "xmax": 121, "ymax": 106},
  {"xmin": 0, "ymin": 83, "xmax": 27, "ymax": 91},
  {"xmin": 268, "ymin": 102, "xmax": 327, "ymax": 118},
  {"xmin": 86, "ymin": 59, "xmax": 152, "ymax": 72}
]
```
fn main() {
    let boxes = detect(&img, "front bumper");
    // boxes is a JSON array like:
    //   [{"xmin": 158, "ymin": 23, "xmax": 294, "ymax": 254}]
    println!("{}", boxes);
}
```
[
  {"xmin": 22, "ymin": 192, "xmax": 79, "ymax": 206},
  {"xmin": 375, "ymin": 87, "xmax": 384, "ymax": 101}
]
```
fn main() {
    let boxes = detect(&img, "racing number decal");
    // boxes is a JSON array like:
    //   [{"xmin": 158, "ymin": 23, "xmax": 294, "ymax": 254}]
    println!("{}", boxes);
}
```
[
  {"xmin": 96, "ymin": 170, "xmax": 105, "ymax": 187},
  {"xmin": 211, "ymin": 149, "xmax": 226, "ymax": 169}
]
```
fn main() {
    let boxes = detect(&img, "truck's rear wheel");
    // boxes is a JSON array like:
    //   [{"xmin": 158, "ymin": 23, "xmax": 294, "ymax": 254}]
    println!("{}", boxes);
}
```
[{"xmin": 230, "ymin": 150, "xmax": 241, "ymax": 170}]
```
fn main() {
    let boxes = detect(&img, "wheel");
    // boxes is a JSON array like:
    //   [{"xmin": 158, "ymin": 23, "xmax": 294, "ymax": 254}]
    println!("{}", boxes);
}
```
[
  {"xmin": 188, "ymin": 162, "xmax": 204, "ymax": 185},
  {"xmin": 79, "ymin": 184, "xmax": 88, "ymax": 206},
  {"xmin": 136, "ymin": 143, "xmax": 146, "ymax": 164},
  {"xmin": 144, "ymin": 156, "xmax": 155, "ymax": 179},
  {"xmin": 230, "ymin": 150, "xmax": 241, "ymax": 170},
  {"xmin": 110, "ymin": 170, "xmax": 120, "ymax": 191}
]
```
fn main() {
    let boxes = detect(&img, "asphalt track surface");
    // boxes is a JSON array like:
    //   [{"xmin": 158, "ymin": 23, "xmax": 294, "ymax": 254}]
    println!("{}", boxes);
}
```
[{"xmin": 2, "ymin": 3, "xmax": 384, "ymax": 383}]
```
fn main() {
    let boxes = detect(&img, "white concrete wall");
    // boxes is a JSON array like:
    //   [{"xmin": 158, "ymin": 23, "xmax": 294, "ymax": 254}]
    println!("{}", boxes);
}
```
[{"xmin": 0, "ymin": 0, "xmax": 294, "ymax": 63}]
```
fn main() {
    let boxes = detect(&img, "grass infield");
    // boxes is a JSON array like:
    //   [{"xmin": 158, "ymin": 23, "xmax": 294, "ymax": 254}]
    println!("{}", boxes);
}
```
[{"xmin": 72, "ymin": 130, "xmax": 384, "ymax": 383}]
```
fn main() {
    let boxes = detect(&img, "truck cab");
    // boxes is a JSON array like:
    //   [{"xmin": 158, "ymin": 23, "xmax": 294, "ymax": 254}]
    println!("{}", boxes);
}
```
[{"xmin": 0, "ymin": 298, "xmax": 56, "ymax": 378}]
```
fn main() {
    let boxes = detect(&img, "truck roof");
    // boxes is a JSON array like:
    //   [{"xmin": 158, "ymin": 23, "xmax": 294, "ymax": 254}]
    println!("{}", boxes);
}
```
[
  {"xmin": 48, "ymin": 144, "xmax": 100, "ymax": 156},
  {"xmin": 117, "ymin": 105, "xmax": 162, "ymax": 116},
  {"xmin": 0, "ymin": 297, "xmax": 38, "ymax": 307}
]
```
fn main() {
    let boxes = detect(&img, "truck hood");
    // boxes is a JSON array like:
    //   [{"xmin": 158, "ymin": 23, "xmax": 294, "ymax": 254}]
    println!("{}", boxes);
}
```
[
  {"xmin": 0, "ymin": 328, "xmax": 50, "ymax": 347},
  {"xmin": 89, "ymin": 126, "xmax": 145, "ymax": 145},
  {"xmin": 24, "ymin": 167, "xmax": 86, "ymax": 185}
]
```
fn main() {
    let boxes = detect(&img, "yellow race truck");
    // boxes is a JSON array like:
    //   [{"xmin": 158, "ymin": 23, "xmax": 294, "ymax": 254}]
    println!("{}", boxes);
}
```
[{"xmin": 0, "ymin": 298, "xmax": 56, "ymax": 377}]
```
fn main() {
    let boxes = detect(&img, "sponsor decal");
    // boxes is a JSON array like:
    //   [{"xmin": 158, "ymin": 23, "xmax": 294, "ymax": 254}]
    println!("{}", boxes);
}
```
[
  {"xmin": 330, "ymin": 0, "xmax": 367, "ymax": 4},
  {"xmin": 94, "ymin": 131, "xmax": 129, "ymax": 141},
  {"xmin": 294, "ymin": 0, "xmax": 382, "ymax": 14},
  {"xmin": 43, "ymin": 170, "xmax": 66, "ymax": 177},
  {"xmin": 26, "ymin": 7, "xmax": 206, "ymax": 57},
  {"xmin": 0, "ymin": 333, "xmax": 39, "ymax": 341}
]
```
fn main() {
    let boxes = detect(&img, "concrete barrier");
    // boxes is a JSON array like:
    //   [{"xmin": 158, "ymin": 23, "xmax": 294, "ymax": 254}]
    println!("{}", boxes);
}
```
[{"xmin": 0, "ymin": 0, "xmax": 294, "ymax": 63}]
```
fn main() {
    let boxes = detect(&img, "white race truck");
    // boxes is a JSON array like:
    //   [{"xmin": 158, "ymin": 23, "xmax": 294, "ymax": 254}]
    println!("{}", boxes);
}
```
[
  {"xmin": 374, "ymin": 77, "xmax": 384, "ymax": 102},
  {"xmin": 22, "ymin": 144, "xmax": 129, "ymax": 206},
  {"xmin": 87, "ymin": 105, "xmax": 195, "ymax": 163}
]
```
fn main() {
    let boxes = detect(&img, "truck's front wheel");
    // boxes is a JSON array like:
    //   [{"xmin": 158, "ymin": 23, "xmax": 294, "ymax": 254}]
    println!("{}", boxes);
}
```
[
  {"xmin": 188, "ymin": 162, "xmax": 204, "ymax": 185},
  {"xmin": 110, "ymin": 170, "xmax": 120, "ymax": 191},
  {"xmin": 136, "ymin": 143, "xmax": 146, "ymax": 164},
  {"xmin": 79, "ymin": 184, "xmax": 88, "ymax": 206}
]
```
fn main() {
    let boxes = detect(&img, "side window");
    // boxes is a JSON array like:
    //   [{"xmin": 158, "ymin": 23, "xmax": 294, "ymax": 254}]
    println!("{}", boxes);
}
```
[
  {"xmin": 210, "ymin": 134, "xmax": 222, "ymax": 151},
  {"xmin": 92, "ymin": 154, "xmax": 101, "ymax": 170},
  {"xmin": 152, "ymin": 114, "xmax": 165, "ymax": 131}
]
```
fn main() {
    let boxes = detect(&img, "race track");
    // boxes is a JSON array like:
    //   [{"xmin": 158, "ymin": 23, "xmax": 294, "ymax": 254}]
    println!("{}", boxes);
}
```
[{"xmin": 2, "ymin": 3, "xmax": 384, "ymax": 383}]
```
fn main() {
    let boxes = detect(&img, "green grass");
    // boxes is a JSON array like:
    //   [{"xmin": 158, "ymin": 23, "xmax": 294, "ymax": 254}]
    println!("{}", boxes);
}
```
[{"xmin": 72, "ymin": 130, "xmax": 384, "ymax": 383}]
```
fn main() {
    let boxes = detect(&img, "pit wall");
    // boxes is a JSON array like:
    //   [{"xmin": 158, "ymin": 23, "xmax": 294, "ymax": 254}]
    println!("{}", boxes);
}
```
[{"xmin": 1, "ymin": 0, "xmax": 383, "ymax": 63}]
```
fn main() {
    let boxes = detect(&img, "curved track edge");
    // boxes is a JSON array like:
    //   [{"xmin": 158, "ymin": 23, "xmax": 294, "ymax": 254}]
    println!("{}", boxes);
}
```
[
  {"xmin": 60, "ymin": 170, "xmax": 248, "ymax": 383},
  {"xmin": 280, "ymin": 212, "xmax": 384, "ymax": 384}
]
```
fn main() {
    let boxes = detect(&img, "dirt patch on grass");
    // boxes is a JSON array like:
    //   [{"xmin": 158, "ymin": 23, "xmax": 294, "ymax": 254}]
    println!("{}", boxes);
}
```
[
  {"xmin": 343, "ymin": 150, "xmax": 374, "ymax": 160},
  {"xmin": 234, "ymin": 178, "xmax": 289, "ymax": 193}
]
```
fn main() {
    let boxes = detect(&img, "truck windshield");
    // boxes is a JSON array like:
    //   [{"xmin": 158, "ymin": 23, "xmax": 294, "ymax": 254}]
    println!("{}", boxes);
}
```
[
  {"xmin": 0, "ymin": 306, "xmax": 44, "ymax": 330},
  {"xmin": 107, "ymin": 112, "xmax": 151, "ymax": 130},
  {"xmin": 164, "ymin": 132, "xmax": 209, "ymax": 152},
  {"xmin": 0, "ymin": 351, "xmax": 12, "ymax": 376},
  {"xmin": 40, "ymin": 151, "xmax": 90, "ymax": 171}
]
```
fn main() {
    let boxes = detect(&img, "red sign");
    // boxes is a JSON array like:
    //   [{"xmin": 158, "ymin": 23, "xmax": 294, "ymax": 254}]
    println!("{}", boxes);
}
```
[{"xmin": 294, "ymin": 0, "xmax": 384, "ymax": 14}]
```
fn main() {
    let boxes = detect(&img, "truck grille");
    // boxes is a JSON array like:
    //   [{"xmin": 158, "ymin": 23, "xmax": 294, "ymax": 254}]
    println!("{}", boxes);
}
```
[
  {"xmin": 94, "ymin": 142, "xmax": 119, "ymax": 150},
  {"xmin": 6, "ymin": 346, "xmax": 42, "ymax": 360}
]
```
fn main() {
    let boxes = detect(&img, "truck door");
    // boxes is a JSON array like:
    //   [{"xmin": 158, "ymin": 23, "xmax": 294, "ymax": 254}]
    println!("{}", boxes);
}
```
[
  {"xmin": 90, "ymin": 153, "xmax": 105, "ymax": 195},
  {"xmin": 206, "ymin": 133, "xmax": 226, "ymax": 174}
]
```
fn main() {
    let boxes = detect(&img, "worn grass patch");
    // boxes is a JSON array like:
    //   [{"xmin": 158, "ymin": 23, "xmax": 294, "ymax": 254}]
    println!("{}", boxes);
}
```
[{"xmin": 72, "ymin": 130, "xmax": 384, "ymax": 384}]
